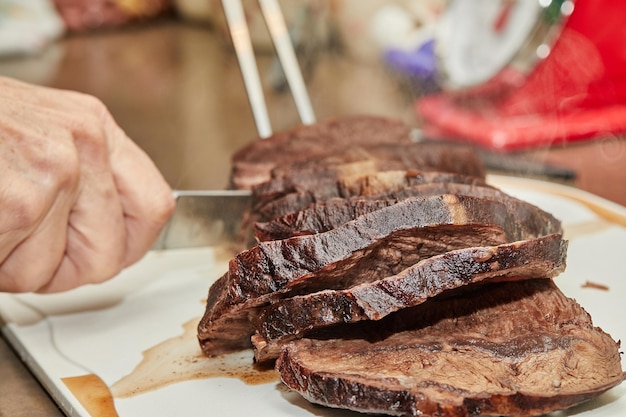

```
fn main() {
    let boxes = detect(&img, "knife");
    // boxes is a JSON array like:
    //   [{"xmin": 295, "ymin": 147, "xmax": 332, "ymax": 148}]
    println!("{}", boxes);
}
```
[{"xmin": 152, "ymin": 190, "xmax": 252, "ymax": 250}]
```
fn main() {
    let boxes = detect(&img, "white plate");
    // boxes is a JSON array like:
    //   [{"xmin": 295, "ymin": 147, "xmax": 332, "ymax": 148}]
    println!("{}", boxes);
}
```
[{"xmin": 1, "ymin": 175, "xmax": 625, "ymax": 417}]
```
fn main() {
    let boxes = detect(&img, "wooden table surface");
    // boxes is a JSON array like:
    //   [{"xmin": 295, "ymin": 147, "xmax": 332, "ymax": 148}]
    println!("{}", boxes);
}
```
[{"xmin": 1, "ymin": 19, "xmax": 625, "ymax": 416}]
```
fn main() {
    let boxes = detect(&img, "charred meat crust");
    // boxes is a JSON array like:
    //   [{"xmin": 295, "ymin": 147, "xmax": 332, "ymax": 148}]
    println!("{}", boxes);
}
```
[
  {"xmin": 252, "ymin": 234, "xmax": 568, "ymax": 361},
  {"xmin": 254, "ymin": 170, "xmax": 488, "ymax": 222},
  {"xmin": 253, "ymin": 142, "xmax": 486, "ymax": 199},
  {"xmin": 255, "ymin": 183, "xmax": 561, "ymax": 242},
  {"xmin": 276, "ymin": 279, "xmax": 625, "ymax": 417},
  {"xmin": 198, "ymin": 194, "xmax": 561, "ymax": 356},
  {"xmin": 231, "ymin": 115, "xmax": 414, "ymax": 190},
  {"xmin": 200, "ymin": 115, "xmax": 623, "ymax": 417}
]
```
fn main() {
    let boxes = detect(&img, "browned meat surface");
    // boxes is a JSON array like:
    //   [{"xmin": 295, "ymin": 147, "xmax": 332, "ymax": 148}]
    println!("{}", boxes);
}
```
[
  {"xmin": 276, "ymin": 279, "xmax": 625, "ymax": 417},
  {"xmin": 198, "ymin": 194, "xmax": 561, "ymax": 356},
  {"xmin": 231, "ymin": 115, "xmax": 413, "ymax": 190},
  {"xmin": 254, "ymin": 142, "xmax": 486, "ymax": 199},
  {"xmin": 252, "ymin": 234, "xmax": 567, "ymax": 361},
  {"xmin": 255, "ymin": 182, "xmax": 560, "ymax": 242},
  {"xmin": 254, "ymin": 170, "xmax": 488, "ymax": 222},
  {"xmin": 199, "ymin": 115, "xmax": 623, "ymax": 416}
]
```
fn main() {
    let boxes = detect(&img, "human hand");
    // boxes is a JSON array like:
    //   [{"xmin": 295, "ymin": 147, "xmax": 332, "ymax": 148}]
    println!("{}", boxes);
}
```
[{"xmin": 0, "ymin": 76, "xmax": 175, "ymax": 293}]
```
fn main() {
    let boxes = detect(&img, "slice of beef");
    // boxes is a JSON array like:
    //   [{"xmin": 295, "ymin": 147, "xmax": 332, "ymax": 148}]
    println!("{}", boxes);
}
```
[
  {"xmin": 240, "ymin": 172, "xmax": 491, "ymax": 252},
  {"xmin": 254, "ymin": 182, "xmax": 560, "ymax": 242},
  {"xmin": 276, "ymin": 278, "xmax": 625, "ymax": 417},
  {"xmin": 255, "ymin": 142, "xmax": 486, "ymax": 199},
  {"xmin": 252, "ymin": 234, "xmax": 567, "ymax": 361},
  {"xmin": 256, "ymin": 198, "xmax": 395, "ymax": 241},
  {"xmin": 255, "ymin": 170, "xmax": 488, "ymax": 222},
  {"xmin": 253, "ymin": 159, "xmax": 407, "ymax": 200},
  {"xmin": 268, "ymin": 142, "xmax": 486, "ymax": 180},
  {"xmin": 231, "ymin": 115, "xmax": 413, "ymax": 190},
  {"xmin": 198, "ymin": 194, "xmax": 559, "ymax": 355}
]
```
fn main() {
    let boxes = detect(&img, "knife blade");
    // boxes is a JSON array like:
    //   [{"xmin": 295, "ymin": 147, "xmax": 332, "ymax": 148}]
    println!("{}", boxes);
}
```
[{"xmin": 153, "ymin": 190, "xmax": 252, "ymax": 250}]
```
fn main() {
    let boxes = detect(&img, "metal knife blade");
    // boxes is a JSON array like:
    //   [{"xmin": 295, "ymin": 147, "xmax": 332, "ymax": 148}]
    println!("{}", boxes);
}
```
[{"xmin": 153, "ymin": 190, "xmax": 252, "ymax": 250}]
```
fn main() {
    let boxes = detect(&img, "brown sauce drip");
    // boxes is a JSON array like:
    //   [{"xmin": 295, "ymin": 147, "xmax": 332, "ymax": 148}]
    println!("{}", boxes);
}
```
[
  {"xmin": 520, "ymin": 179, "xmax": 626, "ymax": 228},
  {"xmin": 581, "ymin": 280, "xmax": 610, "ymax": 291},
  {"xmin": 572, "ymin": 196, "xmax": 626, "ymax": 228},
  {"xmin": 62, "ymin": 374, "xmax": 119, "ymax": 417},
  {"xmin": 564, "ymin": 219, "xmax": 613, "ymax": 240},
  {"xmin": 111, "ymin": 318, "xmax": 278, "ymax": 398},
  {"xmin": 491, "ymin": 176, "xmax": 626, "ymax": 235}
]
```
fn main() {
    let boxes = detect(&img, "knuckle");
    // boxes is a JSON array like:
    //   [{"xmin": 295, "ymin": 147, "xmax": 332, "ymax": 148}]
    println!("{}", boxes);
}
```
[
  {"xmin": 68, "ymin": 90, "xmax": 107, "ymax": 115},
  {"xmin": 46, "ymin": 139, "xmax": 81, "ymax": 187},
  {"xmin": 18, "ymin": 126, "xmax": 81, "ymax": 192},
  {"xmin": 144, "ymin": 190, "xmax": 176, "ymax": 235},
  {"xmin": 1, "ymin": 186, "xmax": 49, "ymax": 233},
  {"xmin": 77, "ymin": 93, "xmax": 113, "ymax": 128},
  {"xmin": 65, "ymin": 92, "xmax": 113, "ymax": 148},
  {"xmin": 154, "ymin": 191, "xmax": 177, "ymax": 224}
]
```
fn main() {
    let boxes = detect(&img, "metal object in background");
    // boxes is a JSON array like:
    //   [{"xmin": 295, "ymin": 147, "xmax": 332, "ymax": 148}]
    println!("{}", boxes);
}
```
[
  {"xmin": 221, "ymin": 0, "xmax": 272, "ymax": 138},
  {"xmin": 221, "ymin": 0, "xmax": 315, "ymax": 138},
  {"xmin": 258, "ymin": 0, "xmax": 316, "ymax": 126},
  {"xmin": 411, "ymin": 128, "xmax": 577, "ymax": 183}
]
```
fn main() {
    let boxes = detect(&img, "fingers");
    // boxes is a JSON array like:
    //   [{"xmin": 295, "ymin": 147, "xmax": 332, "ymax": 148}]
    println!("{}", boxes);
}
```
[
  {"xmin": 60, "ymin": 90, "xmax": 175, "ymax": 266},
  {"xmin": 0, "ymin": 78, "xmax": 174, "ymax": 293},
  {"xmin": 36, "ymin": 93, "xmax": 174, "ymax": 292},
  {"xmin": 37, "ymin": 101, "xmax": 130, "ymax": 292},
  {"xmin": 0, "ymin": 100, "xmax": 128, "ymax": 293},
  {"xmin": 105, "ymin": 116, "xmax": 175, "ymax": 267},
  {"xmin": 0, "ymin": 193, "xmax": 74, "ymax": 292},
  {"xmin": 39, "ymin": 173, "xmax": 127, "ymax": 293},
  {"xmin": 0, "ymin": 120, "xmax": 80, "ymax": 292}
]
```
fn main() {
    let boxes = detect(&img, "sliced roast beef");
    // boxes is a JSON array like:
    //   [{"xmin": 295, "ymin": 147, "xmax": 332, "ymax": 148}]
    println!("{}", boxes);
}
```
[
  {"xmin": 270, "ymin": 142, "xmax": 485, "ymax": 181},
  {"xmin": 255, "ymin": 142, "xmax": 486, "ymax": 199},
  {"xmin": 255, "ymin": 182, "xmax": 560, "ymax": 242},
  {"xmin": 276, "ymin": 278, "xmax": 625, "ymax": 417},
  {"xmin": 231, "ymin": 115, "xmax": 413, "ymax": 190},
  {"xmin": 255, "ymin": 170, "xmax": 488, "ymax": 222},
  {"xmin": 256, "ymin": 198, "xmax": 395, "ymax": 241},
  {"xmin": 198, "ymin": 194, "xmax": 560, "ymax": 355},
  {"xmin": 252, "ymin": 234, "xmax": 567, "ymax": 361},
  {"xmin": 253, "ymin": 159, "xmax": 407, "ymax": 200}
]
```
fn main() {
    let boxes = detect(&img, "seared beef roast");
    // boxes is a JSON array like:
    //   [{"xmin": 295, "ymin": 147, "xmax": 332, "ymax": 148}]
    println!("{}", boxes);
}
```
[
  {"xmin": 255, "ymin": 182, "xmax": 560, "ymax": 242},
  {"xmin": 254, "ymin": 170, "xmax": 488, "ymax": 223},
  {"xmin": 253, "ymin": 142, "xmax": 486, "ymax": 199},
  {"xmin": 276, "ymin": 278, "xmax": 625, "ymax": 417},
  {"xmin": 231, "ymin": 115, "xmax": 413, "ymax": 190},
  {"xmin": 198, "ymin": 194, "xmax": 561, "ymax": 355},
  {"xmin": 199, "ymin": 116, "xmax": 623, "ymax": 417},
  {"xmin": 252, "ymin": 234, "xmax": 567, "ymax": 361}
]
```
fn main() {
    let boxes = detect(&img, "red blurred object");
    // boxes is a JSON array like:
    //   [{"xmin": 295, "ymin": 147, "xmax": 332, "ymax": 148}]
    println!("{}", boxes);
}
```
[
  {"xmin": 417, "ymin": 0, "xmax": 626, "ymax": 151},
  {"xmin": 54, "ymin": 0, "xmax": 172, "ymax": 32}
]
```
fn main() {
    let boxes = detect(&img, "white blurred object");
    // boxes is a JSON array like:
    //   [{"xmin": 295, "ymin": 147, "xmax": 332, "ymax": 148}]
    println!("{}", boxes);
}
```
[
  {"xmin": 0, "ymin": 0, "xmax": 65, "ymax": 56},
  {"xmin": 334, "ymin": 0, "xmax": 445, "ymax": 61},
  {"xmin": 369, "ymin": 4, "xmax": 415, "ymax": 49},
  {"xmin": 369, "ymin": 3, "xmax": 437, "ymax": 52}
]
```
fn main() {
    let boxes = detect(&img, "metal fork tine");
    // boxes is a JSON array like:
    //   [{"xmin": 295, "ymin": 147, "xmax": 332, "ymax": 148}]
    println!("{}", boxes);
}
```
[
  {"xmin": 221, "ymin": 0, "xmax": 273, "ymax": 138},
  {"xmin": 258, "ymin": 0, "xmax": 316, "ymax": 126},
  {"xmin": 222, "ymin": 0, "xmax": 316, "ymax": 139}
]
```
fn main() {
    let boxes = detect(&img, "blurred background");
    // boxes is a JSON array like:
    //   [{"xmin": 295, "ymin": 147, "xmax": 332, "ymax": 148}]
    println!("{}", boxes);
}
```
[{"xmin": 0, "ymin": 0, "xmax": 625, "ymax": 205}]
